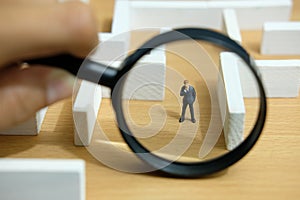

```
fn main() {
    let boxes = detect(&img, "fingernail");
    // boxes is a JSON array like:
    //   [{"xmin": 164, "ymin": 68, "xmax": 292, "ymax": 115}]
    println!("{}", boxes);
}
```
[{"xmin": 47, "ymin": 69, "xmax": 75, "ymax": 104}]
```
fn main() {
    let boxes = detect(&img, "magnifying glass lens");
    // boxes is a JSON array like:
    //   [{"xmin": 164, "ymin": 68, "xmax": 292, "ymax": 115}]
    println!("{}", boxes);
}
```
[
  {"xmin": 74, "ymin": 28, "xmax": 266, "ymax": 177},
  {"xmin": 116, "ymin": 29, "xmax": 260, "ymax": 163}
]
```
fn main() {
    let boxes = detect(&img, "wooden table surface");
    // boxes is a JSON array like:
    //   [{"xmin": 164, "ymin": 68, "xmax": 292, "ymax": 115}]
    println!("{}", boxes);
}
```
[{"xmin": 1, "ymin": 1, "xmax": 300, "ymax": 199}]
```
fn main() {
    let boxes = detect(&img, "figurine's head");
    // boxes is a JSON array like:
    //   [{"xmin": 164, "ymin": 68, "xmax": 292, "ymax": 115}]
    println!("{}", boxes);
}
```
[{"xmin": 183, "ymin": 80, "xmax": 189, "ymax": 86}]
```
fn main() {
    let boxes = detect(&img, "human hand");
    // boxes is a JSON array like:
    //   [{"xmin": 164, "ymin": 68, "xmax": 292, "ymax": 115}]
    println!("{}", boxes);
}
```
[{"xmin": 0, "ymin": 0, "xmax": 98, "ymax": 130}]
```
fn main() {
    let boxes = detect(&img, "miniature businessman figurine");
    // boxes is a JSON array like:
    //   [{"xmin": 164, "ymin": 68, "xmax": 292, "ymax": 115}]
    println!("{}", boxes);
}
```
[{"xmin": 179, "ymin": 80, "xmax": 196, "ymax": 123}]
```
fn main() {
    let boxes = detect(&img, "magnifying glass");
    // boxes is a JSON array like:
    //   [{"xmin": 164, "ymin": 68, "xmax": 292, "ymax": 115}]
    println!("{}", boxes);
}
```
[{"xmin": 27, "ymin": 28, "xmax": 267, "ymax": 178}]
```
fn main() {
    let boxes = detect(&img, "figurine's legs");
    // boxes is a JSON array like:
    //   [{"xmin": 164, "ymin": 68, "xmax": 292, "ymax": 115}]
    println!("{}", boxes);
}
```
[
  {"xmin": 179, "ymin": 102, "xmax": 187, "ymax": 122},
  {"xmin": 189, "ymin": 103, "xmax": 196, "ymax": 123}
]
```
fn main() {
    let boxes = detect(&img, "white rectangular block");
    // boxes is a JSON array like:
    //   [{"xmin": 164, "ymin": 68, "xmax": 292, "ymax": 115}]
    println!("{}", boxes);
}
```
[
  {"xmin": 100, "ymin": 49, "xmax": 166, "ymax": 100},
  {"xmin": 238, "ymin": 59, "xmax": 300, "ymax": 98},
  {"xmin": 261, "ymin": 22, "xmax": 300, "ymax": 55},
  {"xmin": 0, "ymin": 107, "xmax": 48, "ymax": 135},
  {"xmin": 130, "ymin": 1, "xmax": 223, "ymax": 29},
  {"xmin": 0, "ymin": 159, "xmax": 85, "ymax": 200},
  {"xmin": 218, "ymin": 52, "xmax": 245, "ymax": 150},
  {"xmin": 112, "ymin": 0, "xmax": 131, "ymax": 34},
  {"xmin": 92, "ymin": 32, "xmax": 128, "ymax": 62},
  {"xmin": 114, "ymin": 0, "xmax": 292, "ymax": 30},
  {"xmin": 222, "ymin": 9, "xmax": 242, "ymax": 44},
  {"xmin": 123, "ymin": 64, "xmax": 166, "ymax": 100},
  {"xmin": 233, "ymin": 0, "xmax": 292, "ymax": 30},
  {"xmin": 73, "ymin": 80, "xmax": 102, "ymax": 146},
  {"xmin": 97, "ymin": 30, "xmax": 167, "ymax": 100}
]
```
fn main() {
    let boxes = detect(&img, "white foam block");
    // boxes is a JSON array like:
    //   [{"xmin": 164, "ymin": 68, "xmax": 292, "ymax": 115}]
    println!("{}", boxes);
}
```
[
  {"xmin": 94, "ymin": 32, "xmax": 127, "ymax": 98},
  {"xmin": 100, "ymin": 49, "xmax": 166, "ymax": 100},
  {"xmin": 222, "ymin": 9, "xmax": 242, "ymax": 44},
  {"xmin": 0, "ymin": 107, "xmax": 48, "ymax": 135},
  {"xmin": 238, "ymin": 59, "xmax": 300, "ymax": 98},
  {"xmin": 97, "ymin": 30, "xmax": 166, "ymax": 100},
  {"xmin": 261, "ymin": 22, "xmax": 300, "ymax": 55},
  {"xmin": 73, "ymin": 80, "xmax": 102, "ymax": 146},
  {"xmin": 112, "ymin": 0, "xmax": 131, "ymax": 34},
  {"xmin": 218, "ymin": 52, "xmax": 245, "ymax": 150},
  {"xmin": 0, "ymin": 159, "xmax": 85, "ymax": 200},
  {"xmin": 93, "ymin": 32, "xmax": 128, "ymax": 62},
  {"xmin": 114, "ymin": 0, "xmax": 292, "ymax": 30}
]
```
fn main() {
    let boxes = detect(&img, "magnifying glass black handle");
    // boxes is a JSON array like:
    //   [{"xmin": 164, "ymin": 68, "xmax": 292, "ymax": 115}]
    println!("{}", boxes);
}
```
[
  {"xmin": 26, "ymin": 54, "xmax": 118, "ymax": 88},
  {"xmin": 26, "ymin": 54, "xmax": 84, "ymax": 76}
]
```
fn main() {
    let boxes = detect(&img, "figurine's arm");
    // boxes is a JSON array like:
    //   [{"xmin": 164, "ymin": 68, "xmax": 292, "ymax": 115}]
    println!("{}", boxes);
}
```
[
  {"xmin": 192, "ymin": 87, "xmax": 196, "ymax": 101},
  {"xmin": 180, "ymin": 86, "xmax": 186, "ymax": 96}
]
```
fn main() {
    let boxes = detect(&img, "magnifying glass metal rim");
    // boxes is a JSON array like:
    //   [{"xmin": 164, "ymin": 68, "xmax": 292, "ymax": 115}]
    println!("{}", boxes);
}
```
[{"xmin": 111, "ymin": 27, "xmax": 267, "ymax": 178}]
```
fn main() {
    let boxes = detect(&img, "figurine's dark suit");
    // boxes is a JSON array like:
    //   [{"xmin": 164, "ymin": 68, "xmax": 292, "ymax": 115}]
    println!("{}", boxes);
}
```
[{"xmin": 180, "ymin": 85, "xmax": 196, "ymax": 122}]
